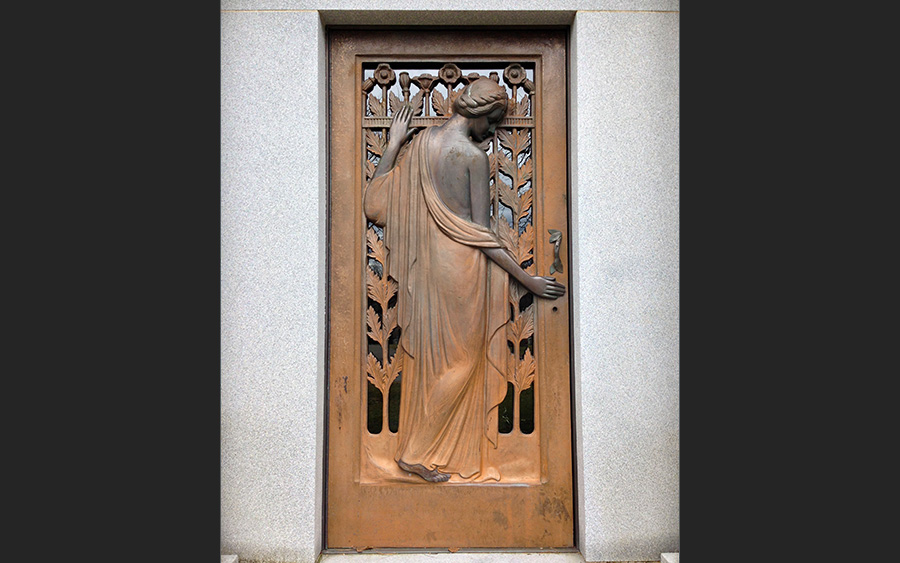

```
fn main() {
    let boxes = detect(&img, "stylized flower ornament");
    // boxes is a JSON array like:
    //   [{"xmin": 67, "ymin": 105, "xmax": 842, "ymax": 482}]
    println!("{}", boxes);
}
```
[
  {"xmin": 438, "ymin": 63, "xmax": 462, "ymax": 86},
  {"xmin": 374, "ymin": 63, "xmax": 396, "ymax": 87},
  {"xmin": 412, "ymin": 73, "xmax": 437, "ymax": 91},
  {"xmin": 503, "ymin": 63, "xmax": 526, "ymax": 86}
]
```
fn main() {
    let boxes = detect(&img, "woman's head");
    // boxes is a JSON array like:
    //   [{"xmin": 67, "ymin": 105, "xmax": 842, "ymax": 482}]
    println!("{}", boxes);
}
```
[{"xmin": 453, "ymin": 77, "xmax": 509, "ymax": 121}]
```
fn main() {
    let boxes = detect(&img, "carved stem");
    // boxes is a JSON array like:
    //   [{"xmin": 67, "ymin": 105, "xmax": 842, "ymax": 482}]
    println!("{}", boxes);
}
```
[
  {"xmin": 383, "ymin": 380, "xmax": 390, "ymax": 433},
  {"xmin": 382, "ymin": 298, "xmax": 391, "ymax": 432},
  {"xmin": 513, "ymin": 330, "xmax": 521, "ymax": 432},
  {"xmin": 514, "ymin": 383, "xmax": 521, "ymax": 433},
  {"xmin": 492, "ymin": 133, "xmax": 499, "ymax": 223}
]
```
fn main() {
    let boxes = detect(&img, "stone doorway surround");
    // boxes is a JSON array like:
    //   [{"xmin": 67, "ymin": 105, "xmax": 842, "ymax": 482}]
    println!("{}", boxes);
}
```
[{"xmin": 221, "ymin": 2, "xmax": 679, "ymax": 562}]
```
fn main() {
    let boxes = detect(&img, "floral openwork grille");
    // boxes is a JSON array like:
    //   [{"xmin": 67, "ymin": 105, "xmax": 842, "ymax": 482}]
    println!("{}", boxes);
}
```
[{"xmin": 363, "ymin": 62, "xmax": 539, "ymax": 440}]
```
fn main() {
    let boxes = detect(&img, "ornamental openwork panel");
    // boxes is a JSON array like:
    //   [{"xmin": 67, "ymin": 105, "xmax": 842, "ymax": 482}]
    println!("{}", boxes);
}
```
[{"xmin": 360, "ymin": 62, "xmax": 544, "ymax": 484}]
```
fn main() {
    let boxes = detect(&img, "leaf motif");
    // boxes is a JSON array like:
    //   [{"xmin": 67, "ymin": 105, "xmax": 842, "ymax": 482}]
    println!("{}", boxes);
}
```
[
  {"xmin": 518, "ymin": 95, "xmax": 530, "ymax": 117},
  {"xmin": 513, "ymin": 223, "xmax": 535, "ymax": 265},
  {"xmin": 498, "ymin": 182, "xmax": 520, "ymax": 218},
  {"xmin": 497, "ymin": 129, "xmax": 530, "ymax": 157},
  {"xmin": 364, "ymin": 159, "xmax": 375, "ymax": 181},
  {"xmin": 517, "ymin": 130, "xmax": 532, "ymax": 155},
  {"xmin": 520, "ymin": 304, "xmax": 536, "ymax": 342},
  {"xmin": 517, "ymin": 159, "xmax": 533, "ymax": 188},
  {"xmin": 367, "ymin": 268, "xmax": 397, "ymax": 308},
  {"xmin": 365, "ymin": 129, "xmax": 384, "ymax": 157},
  {"xmin": 517, "ymin": 189, "xmax": 533, "ymax": 222},
  {"xmin": 382, "ymin": 304, "xmax": 398, "ymax": 334},
  {"xmin": 496, "ymin": 129, "xmax": 515, "ymax": 154},
  {"xmin": 512, "ymin": 247, "xmax": 533, "ymax": 267},
  {"xmin": 385, "ymin": 276, "xmax": 399, "ymax": 309},
  {"xmin": 497, "ymin": 215, "xmax": 517, "ymax": 252},
  {"xmin": 369, "ymin": 275, "xmax": 398, "ymax": 311},
  {"xmin": 516, "ymin": 129, "xmax": 531, "ymax": 154},
  {"xmin": 496, "ymin": 152, "xmax": 517, "ymax": 181},
  {"xmin": 366, "ymin": 306, "xmax": 383, "ymax": 346},
  {"xmin": 367, "ymin": 227, "xmax": 385, "ymax": 265},
  {"xmin": 507, "ymin": 303, "xmax": 535, "ymax": 345},
  {"xmin": 523, "ymin": 262, "xmax": 536, "ymax": 276},
  {"xmin": 368, "ymin": 92, "xmax": 385, "ymax": 117},
  {"xmin": 431, "ymin": 89, "xmax": 447, "ymax": 116},
  {"xmin": 508, "ymin": 279, "xmax": 525, "ymax": 308},
  {"xmin": 518, "ymin": 349, "xmax": 536, "ymax": 390},
  {"xmin": 385, "ymin": 349, "xmax": 403, "ymax": 386},
  {"xmin": 388, "ymin": 91, "xmax": 403, "ymax": 116},
  {"xmin": 410, "ymin": 89, "xmax": 425, "ymax": 116},
  {"xmin": 366, "ymin": 268, "xmax": 381, "ymax": 303},
  {"xmin": 519, "ymin": 222, "xmax": 535, "ymax": 250},
  {"xmin": 366, "ymin": 353, "xmax": 385, "ymax": 390}
]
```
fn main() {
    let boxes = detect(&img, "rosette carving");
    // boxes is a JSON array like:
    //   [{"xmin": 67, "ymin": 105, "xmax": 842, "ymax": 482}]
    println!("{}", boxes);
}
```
[
  {"xmin": 373, "ymin": 63, "xmax": 396, "ymax": 87},
  {"xmin": 438, "ymin": 63, "xmax": 462, "ymax": 86},
  {"xmin": 503, "ymin": 63, "xmax": 526, "ymax": 87}
]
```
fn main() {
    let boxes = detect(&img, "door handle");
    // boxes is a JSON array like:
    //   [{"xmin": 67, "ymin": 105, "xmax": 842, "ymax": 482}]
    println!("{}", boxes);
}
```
[{"xmin": 548, "ymin": 229, "xmax": 563, "ymax": 274}]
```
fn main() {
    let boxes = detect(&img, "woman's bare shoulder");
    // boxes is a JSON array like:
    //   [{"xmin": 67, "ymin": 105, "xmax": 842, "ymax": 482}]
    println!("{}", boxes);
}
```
[{"xmin": 463, "ymin": 142, "xmax": 489, "ymax": 166}]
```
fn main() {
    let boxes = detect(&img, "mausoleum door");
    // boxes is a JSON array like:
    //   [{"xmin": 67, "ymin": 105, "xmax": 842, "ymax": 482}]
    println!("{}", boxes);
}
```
[{"xmin": 326, "ymin": 28, "xmax": 573, "ymax": 551}]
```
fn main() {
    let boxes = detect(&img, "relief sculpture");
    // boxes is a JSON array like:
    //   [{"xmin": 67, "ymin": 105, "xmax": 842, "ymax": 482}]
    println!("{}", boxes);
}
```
[{"xmin": 363, "ymin": 70, "xmax": 565, "ymax": 483}]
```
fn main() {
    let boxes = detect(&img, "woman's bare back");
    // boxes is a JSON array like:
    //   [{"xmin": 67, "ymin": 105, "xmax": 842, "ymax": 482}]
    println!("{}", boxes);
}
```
[{"xmin": 427, "ymin": 128, "xmax": 489, "ymax": 224}]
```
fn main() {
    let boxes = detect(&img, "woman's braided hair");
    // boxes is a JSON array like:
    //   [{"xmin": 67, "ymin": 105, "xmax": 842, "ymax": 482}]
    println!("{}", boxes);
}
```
[{"xmin": 453, "ymin": 77, "xmax": 509, "ymax": 119}]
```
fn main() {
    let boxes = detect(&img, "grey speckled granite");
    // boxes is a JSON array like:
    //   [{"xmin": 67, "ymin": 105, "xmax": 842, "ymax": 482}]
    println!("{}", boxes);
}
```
[
  {"xmin": 221, "ymin": 10, "xmax": 327, "ymax": 563},
  {"xmin": 570, "ymin": 10, "xmax": 679, "ymax": 563}
]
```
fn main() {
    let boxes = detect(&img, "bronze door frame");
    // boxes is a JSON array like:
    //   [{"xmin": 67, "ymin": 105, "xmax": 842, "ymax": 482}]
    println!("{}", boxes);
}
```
[{"xmin": 325, "ymin": 27, "xmax": 574, "ymax": 551}]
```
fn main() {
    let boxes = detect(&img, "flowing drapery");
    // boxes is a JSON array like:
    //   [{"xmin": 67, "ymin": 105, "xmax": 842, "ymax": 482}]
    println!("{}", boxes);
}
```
[{"xmin": 365, "ymin": 127, "xmax": 509, "ymax": 480}]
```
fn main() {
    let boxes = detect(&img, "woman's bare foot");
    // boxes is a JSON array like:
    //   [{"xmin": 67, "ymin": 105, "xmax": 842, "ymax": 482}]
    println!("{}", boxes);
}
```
[{"xmin": 397, "ymin": 459, "xmax": 450, "ymax": 482}]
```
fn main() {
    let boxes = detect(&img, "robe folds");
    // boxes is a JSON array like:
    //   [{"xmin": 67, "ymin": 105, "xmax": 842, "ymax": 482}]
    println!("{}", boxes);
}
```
[{"xmin": 365, "ymin": 126, "xmax": 509, "ymax": 481}]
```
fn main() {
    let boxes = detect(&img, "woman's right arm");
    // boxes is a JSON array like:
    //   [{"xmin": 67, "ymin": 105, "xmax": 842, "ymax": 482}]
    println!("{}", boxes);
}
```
[{"xmin": 469, "ymin": 154, "xmax": 565, "ymax": 300}]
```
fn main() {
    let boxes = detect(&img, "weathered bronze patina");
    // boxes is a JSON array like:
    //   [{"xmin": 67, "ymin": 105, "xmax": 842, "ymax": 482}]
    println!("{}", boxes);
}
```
[
  {"xmin": 364, "ymin": 77, "xmax": 564, "ymax": 484},
  {"xmin": 327, "ymin": 29, "xmax": 572, "ymax": 551}
]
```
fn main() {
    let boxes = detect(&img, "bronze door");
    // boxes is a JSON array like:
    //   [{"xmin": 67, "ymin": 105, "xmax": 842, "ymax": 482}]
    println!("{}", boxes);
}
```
[{"xmin": 327, "ymin": 28, "xmax": 573, "ymax": 550}]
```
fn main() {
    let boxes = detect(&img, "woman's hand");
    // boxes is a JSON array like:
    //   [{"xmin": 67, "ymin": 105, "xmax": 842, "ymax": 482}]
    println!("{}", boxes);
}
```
[
  {"xmin": 527, "ymin": 275, "xmax": 566, "ymax": 299},
  {"xmin": 372, "ymin": 104, "xmax": 420, "ymax": 181},
  {"xmin": 387, "ymin": 103, "xmax": 418, "ymax": 148}
]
